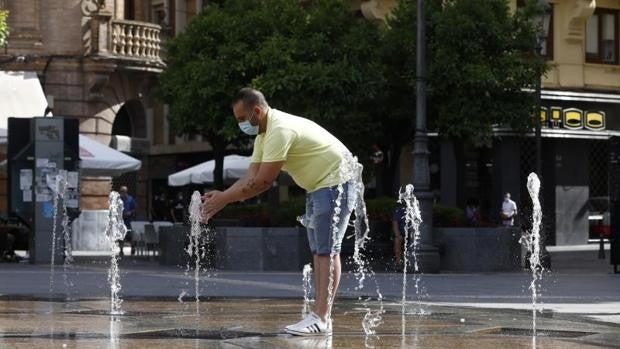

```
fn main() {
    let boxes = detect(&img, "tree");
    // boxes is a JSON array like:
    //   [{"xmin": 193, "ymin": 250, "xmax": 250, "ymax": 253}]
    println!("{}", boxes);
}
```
[
  {"xmin": 158, "ymin": 0, "xmax": 295, "ymax": 189},
  {"xmin": 428, "ymin": 0, "xmax": 547, "ymax": 145},
  {"xmin": 158, "ymin": 0, "xmax": 383, "ymax": 187},
  {"xmin": 375, "ymin": 0, "xmax": 546, "ymax": 194},
  {"xmin": 0, "ymin": 10, "xmax": 9, "ymax": 49},
  {"xmin": 253, "ymin": 0, "xmax": 384, "ymax": 163}
]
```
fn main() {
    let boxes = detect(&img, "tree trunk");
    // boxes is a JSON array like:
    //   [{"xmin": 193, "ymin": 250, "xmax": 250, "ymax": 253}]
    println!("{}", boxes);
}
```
[
  {"xmin": 211, "ymin": 135, "xmax": 225, "ymax": 190},
  {"xmin": 386, "ymin": 141, "xmax": 403, "ymax": 196}
]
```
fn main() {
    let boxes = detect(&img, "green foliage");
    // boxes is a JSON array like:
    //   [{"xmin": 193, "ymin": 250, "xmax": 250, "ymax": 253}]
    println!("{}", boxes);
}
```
[
  {"xmin": 365, "ymin": 197, "xmax": 398, "ymax": 222},
  {"xmin": 433, "ymin": 204, "xmax": 468, "ymax": 227},
  {"xmin": 382, "ymin": 0, "xmax": 547, "ymax": 147},
  {"xmin": 0, "ymin": 10, "xmax": 9, "ymax": 48},
  {"xmin": 252, "ymin": 0, "xmax": 384, "ymax": 160},
  {"xmin": 159, "ymin": 0, "xmax": 548, "ymax": 189}
]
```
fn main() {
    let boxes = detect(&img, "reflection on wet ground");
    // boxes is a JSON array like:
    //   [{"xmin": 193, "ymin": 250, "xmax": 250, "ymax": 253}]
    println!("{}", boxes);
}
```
[{"xmin": 1, "ymin": 298, "xmax": 619, "ymax": 348}]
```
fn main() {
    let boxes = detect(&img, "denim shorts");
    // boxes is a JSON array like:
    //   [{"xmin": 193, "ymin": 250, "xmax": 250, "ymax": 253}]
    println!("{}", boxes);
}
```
[{"xmin": 305, "ymin": 181, "xmax": 357, "ymax": 256}]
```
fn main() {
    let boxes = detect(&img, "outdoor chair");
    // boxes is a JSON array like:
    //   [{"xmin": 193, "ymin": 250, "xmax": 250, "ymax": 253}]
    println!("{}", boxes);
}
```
[{"xmin": 144, "ymin": 224, "xmax": 159, "ymax": 258}]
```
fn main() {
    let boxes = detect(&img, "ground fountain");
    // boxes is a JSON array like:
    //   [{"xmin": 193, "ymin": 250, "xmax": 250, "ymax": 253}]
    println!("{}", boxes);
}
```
[
  {"xmin": 104, "ymin": 191, "xmax": 128, "ymax": 315},
  {"xmin": 47, "ymin": 170, "xmax": 76, "ymax": 297},
  {"xmin": 302, "ymin": 263, "xmax": 313, "ymax": 318},
  {"xmin": 398, "ymin": 184, "xmax": 425, "ymax": 315},
  {"xmin": 187, "ymin": 190, "xmax": 205, "ymax": 313},
  {"xmin": 521, "ymin": 172, "xmax": 544, "ymax": 347},
  {"xmin": 339, "ymin": 153, "xmax": 384, "ymax": 345}
]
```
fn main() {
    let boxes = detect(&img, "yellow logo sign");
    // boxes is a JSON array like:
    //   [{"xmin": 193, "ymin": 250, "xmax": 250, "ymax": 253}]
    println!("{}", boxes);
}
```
[{"xmin": 540, "ymin": 107, "xmax": 605, "ymax": 131}]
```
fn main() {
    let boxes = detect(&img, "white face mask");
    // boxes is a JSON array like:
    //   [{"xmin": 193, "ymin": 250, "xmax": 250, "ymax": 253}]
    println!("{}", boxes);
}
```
[
  {"xmin": 238, "ymin": 110, "xmax": 259, "ymax": 135},
  {"xmin": 238, "ymin": 120, "xmax": 259, "ymax": 135}
]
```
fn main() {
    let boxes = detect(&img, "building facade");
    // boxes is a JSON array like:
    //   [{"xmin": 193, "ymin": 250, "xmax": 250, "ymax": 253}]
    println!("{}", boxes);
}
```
[
  {"xmin": 2, "ymin": 0, "xmax": 617, "ymax": 246},
  {"xmin": 431, "ymin": 0, "xmax": 620, "ymax": 246},
  {"xmin": 0, "ymin": 0, "xmax": 210, "ymax": 217}
]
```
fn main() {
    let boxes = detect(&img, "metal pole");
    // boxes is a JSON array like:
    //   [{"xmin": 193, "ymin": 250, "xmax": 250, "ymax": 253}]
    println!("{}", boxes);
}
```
[
  {"xmin": 413, "ymin": 0, "xmax": 439, "ymax": 273},
  {"xmin": 535, "ymin": 3, "xmax": 551, "ymax": 269},
  {"xmin": 535, "ymin": 77, "xmax": 542, "ymax": 176}
]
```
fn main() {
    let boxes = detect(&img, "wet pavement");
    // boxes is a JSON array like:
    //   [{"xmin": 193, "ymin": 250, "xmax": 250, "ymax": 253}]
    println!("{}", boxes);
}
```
[
  {"xmin": 1, "ymin": 247, "xmax": 619, "ymax": 348},
  {"xmin": 0, "ymin": 298, "xmax": 619, "ymax": 348}
]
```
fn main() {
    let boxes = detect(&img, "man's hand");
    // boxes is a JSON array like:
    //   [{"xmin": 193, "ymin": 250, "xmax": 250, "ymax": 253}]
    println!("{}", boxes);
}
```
[{"xmin": 202, "ymin": 190, "xmax": 230, "ymax": 221}]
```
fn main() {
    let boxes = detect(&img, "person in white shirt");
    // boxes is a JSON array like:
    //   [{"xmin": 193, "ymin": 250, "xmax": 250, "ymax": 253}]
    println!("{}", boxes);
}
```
[{"xmin": 501, "ymin": 192, "xmax": 518, "ymax": 226}]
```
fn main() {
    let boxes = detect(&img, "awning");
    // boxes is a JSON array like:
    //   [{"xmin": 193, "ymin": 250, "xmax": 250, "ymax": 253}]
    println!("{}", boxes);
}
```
[
  {"xmin": 0, "ymin": 71, "xmax": 50, "ymax": 130},
  {"xmin": 541, "ymin": 90, "xmax": 620, "ymax": 104},
  {"xmin": 0, "ymin": 132, "xmax": 141, "ymax": 177},
  {"xmin": 79, "ymin": 135, "xmax": 141, "ymax": 176},
  {"xmin": 0, "ymin": 71, "xmax": 140, "ymax": 176},
  {"xmin": 168, "ymin": 155, "xmax": 250, "ymax": 186}
]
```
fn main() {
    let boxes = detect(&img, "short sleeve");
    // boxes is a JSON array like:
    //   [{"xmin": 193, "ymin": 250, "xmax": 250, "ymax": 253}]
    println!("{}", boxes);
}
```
[
  {"xmin": 262, "ymin": 127, "xmax": 297, "ymax": 162},
  {"xmin": 250, "ymin": 135, "xmax": 264, "ymax": 163}
]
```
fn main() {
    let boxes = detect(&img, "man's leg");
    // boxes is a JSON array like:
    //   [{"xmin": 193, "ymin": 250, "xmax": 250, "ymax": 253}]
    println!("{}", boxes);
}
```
[
  {"xmin": 117, "ymin": 240, "xmax": 124, "ymax": 256},
  {"xmin": 314, "ymin": 254, "xmax": 341, "ymax": 322}
]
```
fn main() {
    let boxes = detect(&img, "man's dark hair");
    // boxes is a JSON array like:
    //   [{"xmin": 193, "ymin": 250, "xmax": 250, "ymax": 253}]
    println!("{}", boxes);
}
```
[{"xmin": 233, "ymin": 88, "xmax": 269, "ymax": 109}]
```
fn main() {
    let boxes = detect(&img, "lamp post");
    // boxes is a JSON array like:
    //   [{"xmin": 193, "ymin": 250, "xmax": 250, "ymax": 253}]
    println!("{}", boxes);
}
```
[
  {"xmin": 535, "ymin": 1, "xmax": 551, "ymax": 177},
  {"xmin": 413, "ymin": 0, "xmax": 440, "ymax": 273},
  {"xmin": 535, "ymin": 0, "xmax": 552, "ymax": 269}
]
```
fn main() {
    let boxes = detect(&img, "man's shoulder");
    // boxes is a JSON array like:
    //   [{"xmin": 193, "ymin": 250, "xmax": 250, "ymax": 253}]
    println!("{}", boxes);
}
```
[
  {"xmin": 265, "ymin": 111, "xmax": 300, "ymax": 138},
  {"xmin": 271, "ymin": 109, "xmax": 307, "ymax": 127}
]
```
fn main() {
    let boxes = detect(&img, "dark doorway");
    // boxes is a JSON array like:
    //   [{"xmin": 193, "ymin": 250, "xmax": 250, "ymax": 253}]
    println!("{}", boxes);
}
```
[
  {"xmin": 125, "ymin": 0, "xmax": 136, "ymax": 20},
  {"xmin": 111, "ymin": 100, "xmax": 147, "ymax": 138}
]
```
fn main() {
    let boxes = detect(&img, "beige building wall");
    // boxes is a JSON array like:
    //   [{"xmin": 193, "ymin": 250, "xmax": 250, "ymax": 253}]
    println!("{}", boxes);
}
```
[{"xmin": 530, "ymin": 0, "xmax": 620, "ymax": 91}]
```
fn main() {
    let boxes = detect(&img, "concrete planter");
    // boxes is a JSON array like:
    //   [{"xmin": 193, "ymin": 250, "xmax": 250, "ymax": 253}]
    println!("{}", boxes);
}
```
[
  {"xmin": 72, "ymin": 210, "xmax": 110, "ymax": 251},
  {"xmin": 158, "ymin": 224, "xmax": 189, "ymax": 266},
  {"xmin": 435, "ymin": 227, "xmax": 521, "ymax": 272},
  {"xmin": 214, "ymin": 227, "xmax": 311, "ymax": 271}
]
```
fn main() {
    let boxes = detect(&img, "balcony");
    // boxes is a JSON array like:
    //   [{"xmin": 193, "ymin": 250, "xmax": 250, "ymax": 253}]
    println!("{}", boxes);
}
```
[{"xmin": 88, "ymin": 13, "xmax": 165, "ymax": 71}]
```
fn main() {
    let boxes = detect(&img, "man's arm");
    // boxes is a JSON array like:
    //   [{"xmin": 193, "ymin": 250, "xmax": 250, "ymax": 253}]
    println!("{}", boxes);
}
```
[
  {"xmin": 203, "ymin": 161, "xmax": 284, "ymax": 219},
  {"xmin": 219, "ymin": 162, "xmax": 261, "ymax": 199}
]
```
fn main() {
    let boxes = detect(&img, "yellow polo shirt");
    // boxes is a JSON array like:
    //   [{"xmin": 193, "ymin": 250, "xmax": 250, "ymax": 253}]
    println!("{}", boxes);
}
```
[{"xmin": 251, "ymin": 108, "xmax": 349, "ymax": 192}]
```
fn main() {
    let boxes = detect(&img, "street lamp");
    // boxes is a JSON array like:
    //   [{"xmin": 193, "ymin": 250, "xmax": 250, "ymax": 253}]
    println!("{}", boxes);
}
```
[
  {"xmin": 535, "ymin": 0, "xmax": 552, "ymax": 176},
  {"xmin": 413, "ymin": 0, "xmax": 440, "ymax": 273},
  {"xmin": 534, "ymin": 0, "xmax": 552, "ymax": 269}
]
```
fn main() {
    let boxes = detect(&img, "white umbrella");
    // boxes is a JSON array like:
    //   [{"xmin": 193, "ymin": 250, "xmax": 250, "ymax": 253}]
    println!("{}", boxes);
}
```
[
  {"xmin": 0, "ymin": 71, "xmax": 51, "ymax": 129},
  {"xmin": 168, "ymin": 155, "xmax": 250, "ymax": 186},
  {"xmin": 79, "ymin": 135, "xmax": 141, "ymax": 176},
  {"xmin": 0, "ymin": 133, "xmax": 141, "ymax": 177}
]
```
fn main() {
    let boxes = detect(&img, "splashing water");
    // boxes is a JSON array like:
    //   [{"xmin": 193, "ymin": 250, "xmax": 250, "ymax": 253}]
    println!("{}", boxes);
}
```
[
  {"xmin": 363, "ymin": 303, "xmax": 384, "ymax": 349},
  {"xmin": 326, "ymin": 182, "xmax": 344, "ymax": 321},
  {"xmin": 49, "ymin": 176, "xmax": 61, "ymax": 293},
  {"xmin": 57, "ymin": 171, "xmax": 75, "ymax": 301},
  {"xmin": 521, "ymin": 173, "xmax": 543, "ymax": 347},
  {"xmin": 340, "ymin": 154, "xmax": 384, "ymax": 336},
  {"xmin": 187, "ymin": 191, "xmax": 204, "ymax": 313},
  {"xmin": 398, "ymin": 185, "xmax": 425, "ymax": 315},
  {"xmin": 302, "ymin": 263, "xmax": 313, "ymax": 318},
  {"xmin": 178, "ymin": 289, "xmax": 188, "ymax": 303},
  {"xmin": 49, "ymin": 171, "xmax": 71, "ymax": 294},
  {"xmin": 105, "ymin": 191, "xmax": 128, "ymax": 315},
  {"xmin": 109, "ymin": 315, "xmax": 120, "ymax": 349}
]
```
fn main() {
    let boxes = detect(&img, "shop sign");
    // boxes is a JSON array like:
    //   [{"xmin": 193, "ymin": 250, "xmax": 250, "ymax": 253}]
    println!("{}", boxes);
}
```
[{"xmin": 540, "ymin": 107, "xmax": 605, "ymax": 131}]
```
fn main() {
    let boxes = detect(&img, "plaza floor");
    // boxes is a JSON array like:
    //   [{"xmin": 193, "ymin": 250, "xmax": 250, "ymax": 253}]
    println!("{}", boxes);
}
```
[
  {"xmin": 0, "ymin": 247, "xmax": 618, "ymax": 348},
  {"xmin": 0, "ymin": 298, "xmax": 618, "ymax": 348}
]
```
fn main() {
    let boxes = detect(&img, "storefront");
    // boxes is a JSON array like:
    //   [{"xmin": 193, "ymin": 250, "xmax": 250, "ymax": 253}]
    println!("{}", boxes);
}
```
[{"xmin": 438, "ymin": 90, "xmax": 620, "ymax": 246}]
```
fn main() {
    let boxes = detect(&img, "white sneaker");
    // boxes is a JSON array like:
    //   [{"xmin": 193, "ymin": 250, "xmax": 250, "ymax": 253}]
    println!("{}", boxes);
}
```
[{"xmin": 285, "ymin": 313, "xmax": 332, "ymax": 336}]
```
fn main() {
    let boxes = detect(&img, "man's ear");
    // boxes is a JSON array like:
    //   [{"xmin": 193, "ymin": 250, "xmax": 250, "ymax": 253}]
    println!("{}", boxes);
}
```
[{"xmin": 256, "ymin": 105, "xmax": 266, "ymax": 118}]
